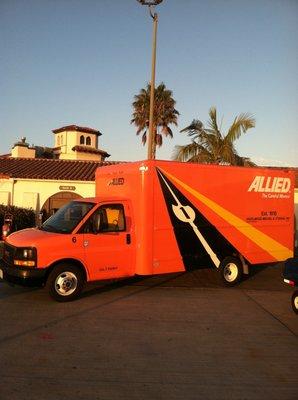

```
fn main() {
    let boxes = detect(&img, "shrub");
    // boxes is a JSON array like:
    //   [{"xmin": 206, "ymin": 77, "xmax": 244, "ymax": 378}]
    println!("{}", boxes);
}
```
[{"xmin": 0, "ymin": 205, "xmax": 36, "ymax": 236}]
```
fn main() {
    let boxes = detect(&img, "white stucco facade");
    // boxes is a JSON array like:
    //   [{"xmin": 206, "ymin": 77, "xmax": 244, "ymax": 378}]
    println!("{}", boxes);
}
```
[{"xmin": 0, "ymin": 177, "xmax": 95, "ymax": 213}]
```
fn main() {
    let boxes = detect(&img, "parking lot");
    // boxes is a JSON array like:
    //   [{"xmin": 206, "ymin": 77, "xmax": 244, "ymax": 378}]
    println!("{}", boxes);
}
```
[{"xmin": 0, "ymin": 264, "xmax": 297, "ymax": 400}]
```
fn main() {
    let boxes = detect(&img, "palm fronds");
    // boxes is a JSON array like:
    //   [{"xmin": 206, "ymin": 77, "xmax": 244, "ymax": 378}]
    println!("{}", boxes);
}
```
[
  {"xmin": 175, "ymin": 107, "xmax": 256, "ymax": 166},
  {"xmin": 131, "ymin": 82, "xmax": 179, "ymax": 148}
]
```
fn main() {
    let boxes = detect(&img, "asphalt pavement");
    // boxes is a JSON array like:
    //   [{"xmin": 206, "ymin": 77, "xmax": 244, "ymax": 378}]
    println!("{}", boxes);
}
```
[{"xmin": 0, "ymin": 263, "xmax": 297, "ymax": 400}]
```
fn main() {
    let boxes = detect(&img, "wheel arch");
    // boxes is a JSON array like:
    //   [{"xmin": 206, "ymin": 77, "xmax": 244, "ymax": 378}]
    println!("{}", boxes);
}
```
[{"xmin": 45, "ymin": 258, "xmax": 88, "ymax": 283}]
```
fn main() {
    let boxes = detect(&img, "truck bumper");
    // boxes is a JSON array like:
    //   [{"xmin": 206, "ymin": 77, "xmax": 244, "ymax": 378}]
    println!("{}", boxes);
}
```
[{"xmin": 0, "ymin": 260, "xmax": 47, "ymax": 287}]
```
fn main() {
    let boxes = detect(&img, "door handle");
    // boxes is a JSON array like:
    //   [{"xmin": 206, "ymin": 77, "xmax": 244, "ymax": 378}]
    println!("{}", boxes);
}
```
[{"xmin": 126, "ymin": 233, "xmax": 131, "ymax": 245}]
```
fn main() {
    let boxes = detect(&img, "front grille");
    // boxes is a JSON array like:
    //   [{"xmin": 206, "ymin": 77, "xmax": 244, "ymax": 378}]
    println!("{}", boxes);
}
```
[{"xmin": 3, "ymin": 243, "xmax": 15, "ymax": 265}]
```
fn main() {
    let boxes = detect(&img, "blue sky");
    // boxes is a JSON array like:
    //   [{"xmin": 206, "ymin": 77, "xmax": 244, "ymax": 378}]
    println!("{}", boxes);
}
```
[{"xmin": 1, "ymin": 0, "xmax": 297, "ymax": 166}]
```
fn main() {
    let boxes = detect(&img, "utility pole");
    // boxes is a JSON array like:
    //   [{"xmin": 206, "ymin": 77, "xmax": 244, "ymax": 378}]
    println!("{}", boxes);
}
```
[{"xmin": 137, "ymin": 0, "xmax": 163, "ymax": 159}]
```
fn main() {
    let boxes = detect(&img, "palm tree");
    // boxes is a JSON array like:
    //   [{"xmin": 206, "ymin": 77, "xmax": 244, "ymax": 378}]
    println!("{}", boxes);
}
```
[
  {"xmin": 131, "ymin": 82, "xmax": 179, "ymax": 157},
  {"xmin": 173, "ymin": 107, "xmax": 256, "ymax": 166}
]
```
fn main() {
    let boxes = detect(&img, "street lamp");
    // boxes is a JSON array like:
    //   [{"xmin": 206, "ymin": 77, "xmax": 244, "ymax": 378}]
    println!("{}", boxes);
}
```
[{"xmin": 137, "ymin": 0, "xmax": 163, "ymax": 160}]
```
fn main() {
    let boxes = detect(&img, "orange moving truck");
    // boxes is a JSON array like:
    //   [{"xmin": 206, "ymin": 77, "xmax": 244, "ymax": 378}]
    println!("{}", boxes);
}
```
[{"xmin": 0, "ymin": 160, "xmax": 294, "ymax": 301}]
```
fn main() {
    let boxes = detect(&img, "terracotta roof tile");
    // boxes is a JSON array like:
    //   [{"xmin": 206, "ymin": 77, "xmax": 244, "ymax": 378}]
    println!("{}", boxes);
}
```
[
  {"xmin": 52, "ymin": 125, "xmax": 102, "ymax": 136},
  {"xmin": 0, "ymin": 157, "xmax": 122, "ymax": 181}
]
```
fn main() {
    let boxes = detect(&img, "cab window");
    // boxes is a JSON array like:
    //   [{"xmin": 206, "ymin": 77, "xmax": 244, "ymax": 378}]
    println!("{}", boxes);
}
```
[
  {"xmin": 82, "ymin": 204, "xmax": 126, "ymax": 234},
  {"xmin": 41, "ymin": 201, "xmax": 95, "ymax": 233}
]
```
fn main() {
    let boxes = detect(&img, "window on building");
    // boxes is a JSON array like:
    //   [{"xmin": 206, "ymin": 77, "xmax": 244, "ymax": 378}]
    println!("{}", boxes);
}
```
[
  {"xmin": 61, "ymin": 135, "xmax": 63, "ymax": 145},
  {"xmin": 80, "ymin": 135, "xmax": 85, "ymax": 145},
  {"xmin": 57, "ymin": 136, "xmax": 60, "ymax": 146},
  {"xmin": 86, "ymin": 136, "xmax": 91, "ymax": 146}
]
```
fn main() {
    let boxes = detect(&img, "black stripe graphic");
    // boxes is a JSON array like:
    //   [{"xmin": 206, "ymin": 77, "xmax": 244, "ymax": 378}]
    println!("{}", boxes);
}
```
[{"xmin": 157, "ymin": 168, "xmax": 235, "ymax": 270}]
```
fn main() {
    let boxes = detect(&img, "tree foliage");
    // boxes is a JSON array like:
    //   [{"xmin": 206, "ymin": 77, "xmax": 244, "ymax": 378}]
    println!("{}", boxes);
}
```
[
  {"xmin": 173, "ymin": 107, "xmax": 256, "ymax": 166},
  {"xmin": 0, "ymin": 205, "xmax": 36, "ymax": 236},
  {"xmin": 131, "ymin": 82, "xmax": 179, "ymax": 154}
]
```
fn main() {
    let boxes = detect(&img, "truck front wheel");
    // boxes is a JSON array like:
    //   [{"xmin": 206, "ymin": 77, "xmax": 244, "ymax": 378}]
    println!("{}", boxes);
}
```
[
  {"xmin": 219, "ymin": 256, "xmax": 243, "ymax": 287},
  {"xmin": 292, "ymin": 290, "xmax": 298, "ymax": 314},
  {"xmin": 46, "ymin": 263, "xmax": 84, "ymax": 302}
]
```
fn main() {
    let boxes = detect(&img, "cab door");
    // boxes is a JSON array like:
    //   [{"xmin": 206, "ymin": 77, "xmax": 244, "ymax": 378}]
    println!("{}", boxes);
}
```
[{"xmin": 81, "ymin": 201, "xmax": 135, "ymax": 281}]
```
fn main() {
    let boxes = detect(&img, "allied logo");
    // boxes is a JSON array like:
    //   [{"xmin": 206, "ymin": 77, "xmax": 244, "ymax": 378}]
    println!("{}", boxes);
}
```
[
  {"xmin": 248, "ymin": 176, "xmax": 291, "ymax": 193},
  {"xmin": 108, "ymin": 177, "xmax": 124, "ymax": 186}
]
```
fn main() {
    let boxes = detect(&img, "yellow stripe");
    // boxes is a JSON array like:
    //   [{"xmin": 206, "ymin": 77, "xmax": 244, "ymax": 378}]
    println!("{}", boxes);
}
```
[{"xmin": 161, "ymin": 169, "xmax": 292, "ymax": 260}]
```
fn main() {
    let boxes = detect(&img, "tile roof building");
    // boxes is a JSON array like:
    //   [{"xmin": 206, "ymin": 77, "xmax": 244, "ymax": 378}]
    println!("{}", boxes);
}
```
[
  {"xmin": 0, "ymin": 125, "xmax": 119, "ymax": 217},
  {"xmin": 11, "ymin": 125, "xmax": 110, "ymax": 161}
]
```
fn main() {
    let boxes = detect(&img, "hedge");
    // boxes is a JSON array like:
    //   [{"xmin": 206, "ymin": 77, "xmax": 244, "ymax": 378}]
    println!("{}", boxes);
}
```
[{"xmin": 0, "ymin": 205, "xmax": 36, "ymax": 235}]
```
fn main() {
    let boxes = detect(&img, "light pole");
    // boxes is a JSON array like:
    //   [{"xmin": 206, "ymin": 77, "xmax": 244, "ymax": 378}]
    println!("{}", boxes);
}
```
[{"xmin": 137, "ymin": 0, "xmax": 163, "ymax": 160}]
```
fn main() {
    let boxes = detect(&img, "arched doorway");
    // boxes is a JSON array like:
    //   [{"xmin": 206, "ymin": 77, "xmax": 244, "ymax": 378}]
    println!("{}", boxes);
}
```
[{"xmin": 41, "ymin": 191, "xmax": 82, "ymax": 220}]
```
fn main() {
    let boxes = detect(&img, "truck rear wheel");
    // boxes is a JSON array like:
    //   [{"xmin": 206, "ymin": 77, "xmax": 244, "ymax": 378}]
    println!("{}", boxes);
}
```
[
  {"xmin": 219, "ymin": 256, "xmax": 243, "ymax": 286},
  {"xmin": 292, "ymin": 290, "xmax": 298, "ymax": 314},
  {"xmin": 46, "ymin": 263, "xmax": 84, "ymax": 302}
]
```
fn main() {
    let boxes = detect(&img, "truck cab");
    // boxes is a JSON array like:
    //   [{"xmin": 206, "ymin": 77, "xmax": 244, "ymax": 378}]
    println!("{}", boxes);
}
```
[{"xmin": 0, "ymin": 198, "xmax": 135, "ymax": 301}]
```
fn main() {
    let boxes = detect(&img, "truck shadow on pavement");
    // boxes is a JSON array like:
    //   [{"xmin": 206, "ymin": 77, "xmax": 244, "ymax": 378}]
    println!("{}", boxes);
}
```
[
  {"xmin": 81, "ymin": 261, "xmax": 287, "ymax": 299},
  {"xmin": 0, "ymin": 262, "xmax": 288, "ymax": 302},
  {"xmin": 80, "ymin": 272, "xmax": 187, "ymax": 300}
]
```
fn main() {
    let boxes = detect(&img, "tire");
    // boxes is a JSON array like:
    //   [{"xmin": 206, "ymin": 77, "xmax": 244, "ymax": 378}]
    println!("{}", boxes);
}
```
[
  {"xmin": 219, "ymin": 256, "xmax": 243, "ymax": 287},
  {"xmin": 291, "ymin": 290, "xmax": 298, "ymax": 314},
  {"xmin": 46, "ymin": 263, "xmax": 84, "ymax": 302}
]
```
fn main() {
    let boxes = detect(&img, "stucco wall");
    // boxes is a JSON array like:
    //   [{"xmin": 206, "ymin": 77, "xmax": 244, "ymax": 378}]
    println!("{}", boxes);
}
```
[
  {"xmin": 0, "ymin": 177, "xmax": 95, "ymax": 212},
  {"xmin": 11, "ymin": 145, "xmax": 36, "ymax": 158}
]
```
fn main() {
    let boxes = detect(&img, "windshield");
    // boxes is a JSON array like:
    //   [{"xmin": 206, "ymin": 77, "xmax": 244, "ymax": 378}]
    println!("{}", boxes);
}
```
[{"xmin": 41, "ymin": 201, "xmax": 95, "ymax": 233}]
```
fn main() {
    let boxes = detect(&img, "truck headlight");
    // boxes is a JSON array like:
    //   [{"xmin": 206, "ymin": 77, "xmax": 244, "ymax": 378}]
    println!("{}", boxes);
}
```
[
  {"xmin": 23, "ymin": 249, "xmax": 34, "ymax": 259},
  {"xmin": 14, "ymin": 247, "xmax": 37, "ymax": 267}
]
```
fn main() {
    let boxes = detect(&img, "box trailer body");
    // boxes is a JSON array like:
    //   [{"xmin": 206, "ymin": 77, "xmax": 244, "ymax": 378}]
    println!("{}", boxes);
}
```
[
  {"xmin": 95, "ymin": 160, "xmax": 294, "ymax": 273},
  {"xmin": 0, "ymin": 160, "xmax": 295, "ymax": 301}
]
